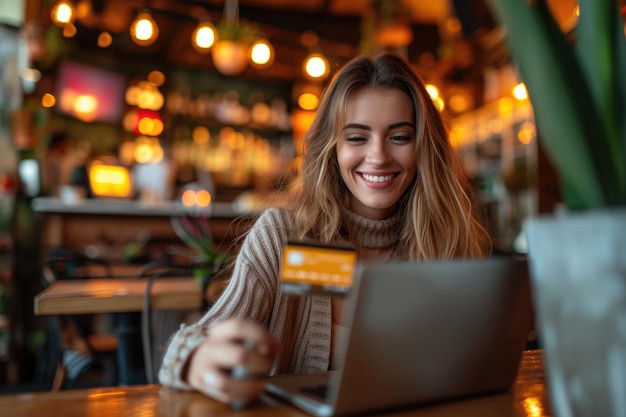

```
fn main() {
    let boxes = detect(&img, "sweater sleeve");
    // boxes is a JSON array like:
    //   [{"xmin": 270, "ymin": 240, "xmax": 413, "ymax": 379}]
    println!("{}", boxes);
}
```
[{"xmin": 158, "ymin": 208, "xmax": 291, "ymax": 389}]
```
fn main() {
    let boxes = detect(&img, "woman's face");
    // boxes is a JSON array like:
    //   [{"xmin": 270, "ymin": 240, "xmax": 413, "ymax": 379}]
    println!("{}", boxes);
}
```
[{"xmin": 336, "ymin": 87, "xmax": 417, "ymax": 220}]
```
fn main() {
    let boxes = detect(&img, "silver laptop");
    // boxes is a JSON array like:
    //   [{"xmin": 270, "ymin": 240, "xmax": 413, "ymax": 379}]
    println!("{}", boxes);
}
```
[{"xmin": 265, "ymin": 257, "xmax": 533, "ymax": 416}]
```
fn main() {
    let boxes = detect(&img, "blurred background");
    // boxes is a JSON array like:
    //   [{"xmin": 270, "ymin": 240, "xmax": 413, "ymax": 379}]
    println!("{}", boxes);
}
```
[{"xmin": 0, "ymin": 0, "xmax": 587, "ymax": 391}]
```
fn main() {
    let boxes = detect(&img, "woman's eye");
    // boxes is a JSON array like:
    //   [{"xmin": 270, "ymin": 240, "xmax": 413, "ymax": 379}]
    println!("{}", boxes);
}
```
[
  {"xmin": 390, "ymin": 135, "xmax": 412, "ymax": 142},
  {"xmin": 346, "ymin": 135, "xmax": 366, "ymax": 143}
]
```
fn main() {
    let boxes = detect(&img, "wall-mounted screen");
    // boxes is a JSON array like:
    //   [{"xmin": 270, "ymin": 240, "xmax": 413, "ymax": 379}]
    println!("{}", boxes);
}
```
[{"xmin": 56, "ymin": 61, "xmax": 126, "ymax": 123}]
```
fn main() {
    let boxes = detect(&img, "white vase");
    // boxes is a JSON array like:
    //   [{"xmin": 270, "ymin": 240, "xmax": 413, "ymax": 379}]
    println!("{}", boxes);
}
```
[{"xmin": 524, "ymin": 209, "xmax": 626, "ymax": 417}]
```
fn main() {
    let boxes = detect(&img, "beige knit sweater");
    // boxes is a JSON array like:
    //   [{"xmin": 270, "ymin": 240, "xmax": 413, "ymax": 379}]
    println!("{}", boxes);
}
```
[{"xmin": 158, "ymin": 207, "xmax": 402, "ymax": 390}]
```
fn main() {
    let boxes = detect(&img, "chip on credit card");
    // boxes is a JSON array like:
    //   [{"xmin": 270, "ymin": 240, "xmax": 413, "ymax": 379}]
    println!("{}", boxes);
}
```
[{"xmin": 280, "ymin": 240, "xmax": 358, "ymax": 295}]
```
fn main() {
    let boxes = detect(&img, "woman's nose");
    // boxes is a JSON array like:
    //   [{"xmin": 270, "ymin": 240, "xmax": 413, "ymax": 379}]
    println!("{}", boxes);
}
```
[{"xmin": 365, "ymin": 141, "xmax": 392, "ymax": 165}]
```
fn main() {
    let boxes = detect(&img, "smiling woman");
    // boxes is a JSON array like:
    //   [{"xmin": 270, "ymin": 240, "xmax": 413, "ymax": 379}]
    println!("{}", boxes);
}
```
[{"xmin": 158, "ymin": 51, "xmax": 491, "ymax": 407}]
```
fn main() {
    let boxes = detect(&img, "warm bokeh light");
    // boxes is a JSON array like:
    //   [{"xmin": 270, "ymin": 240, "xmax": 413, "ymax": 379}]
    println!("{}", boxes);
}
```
[
  {"xmin": 147, "ymin": 71, "xmax": 165, "ymax": 87},
  {"xmin": 513, "ymin": 82, "xmax": 529, "ymax": 100},
  {"xmin": 73, "ymin": 94, "xmax": 97, "ymax": 121},
  {"xmin": 304, "ymin": 54, "xmax": 329, "ymax": 79},
  {"xmin": 192, "ymin": 126, "xmax": 210, "ymax": 144},
  {"xmin": 130, "ymin": 11, "xmax": 159, "ymax": 46},
  {"xmin": 517, "ymin": 121, "xmax": 536, "ymax": 144},
  {"xmin": 131, "ymin": 110, "xmax": 164, "ymax": 136},
  {"xmin": 126, "ymin": 80, "xmax": 164, "ymax": 111},
  {"xmin": 181, "ymin": 189, "xmax": 196, "ymax": 207},
  {"xmin": 123, "ymin": 109, "xmax": 137, "ymax": 132},
  {"xmin": 133, "ymin": 136, "xmax": 164, "ymax": 164},
  {"xmin": 425, "ymin": 83, "xmax": 440, "ymax": 101},
  {"xmin": 41, "ymin": 93, "xmax": 56, "ymax": 108},
  {"xmin": 97, "ymin": 31, "xmax": 112, "ymax": 48},
  {"xmin": 448, "ymin": 94, "xmax": 470, "ymax": 113},
  {"xmin": 195, "ymin": 189, "xmax": 212, "ymax": 207},
  {"xmin": 88, "ymin": 163, "xmax": 132, "ymax": 198},
  {"xmin": 297, "ymin": 92, "xmax": 319, "ymax": 110},
  {"xmin": 192, "ymin": 21, "xmax": 217, "ymax": 53},
  {"xmin": 137, "ymin": 115, "xmax": 164, "ymax": 136},
  {"xmin": 434, "ymin": 96, "xmax": 445, "ymax": 112},
  {"xmin": 118, "ymin": 141, "xmax": 135, "ymax": 166},
  {"xmin": 180, "ymin": 187, "xmax": 213, "ymax": 208},
  {"xmin": 521, "ymin": 397, "xmax": 544, "ymax": 417},
  {"xmin": 498, "ymin": 97, "xmax": 515, "ymax": 113},
  {"xmin": 449, "ymin": 125, "xmax": 467, "ymax": 148},
  {"xmin": 62, "ymin": 23, "xmax": 77, "ymax": 38},
  {"xmin": 250, "ymin": 39, "xmax": 274, "ymax": 68},
  {"xmin": 51, "ymin": 0, "xmax": 74, "ymax": 26}
]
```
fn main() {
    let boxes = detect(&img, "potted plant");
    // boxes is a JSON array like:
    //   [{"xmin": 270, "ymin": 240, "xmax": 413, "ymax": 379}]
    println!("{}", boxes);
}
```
[
  {"xmin": 211, "ymin": 0, "xmax": 261, "ymax": 75},
  {"xmin": 486, "ymin": 1, "xmax": 626, "ymax": 416},
  {"xmin": 170, "ymin": 212, "xmax": 229, "ymax": 301}
]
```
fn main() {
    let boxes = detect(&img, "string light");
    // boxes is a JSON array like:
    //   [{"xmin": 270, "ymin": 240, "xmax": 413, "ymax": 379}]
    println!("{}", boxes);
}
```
[
  {"xmin": 303, "ymin": 54, "xmax": 329, "ymax": 79},
  {"xmin": 250, "ymin": 39, "xmax": 274, "ymax": 68},
  {"xmin": 130, "ymin": 10, "xmax": 159, "ymax": 46},
  {"xmin": 192, "ymin": 20, "xmax": 217, "ymax": 53},
  {"xmin": 50, "ymin": 0, "xmax": 75, "ymax": 27}
]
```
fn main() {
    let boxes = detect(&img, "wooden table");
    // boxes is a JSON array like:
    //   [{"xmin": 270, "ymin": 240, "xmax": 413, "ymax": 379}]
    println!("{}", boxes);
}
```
[
  {"xmin": 34, "ymin": 277, "xmax": 202, "ymax": 315},
  {"xmin": 0, "ymin": 350, "xmax": 551, "ymax": 416},
  {"xmin": 34, "ymin": 276, "xmax": 203, "ymax": 386}
]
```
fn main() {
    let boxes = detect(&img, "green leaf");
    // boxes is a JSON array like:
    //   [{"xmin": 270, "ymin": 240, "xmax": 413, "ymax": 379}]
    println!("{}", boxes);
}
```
[
  {"xmin": 488, "ymin": 0, "xmax": 606, "ymax": 209},
  {"xmin": 575, "ymin": 0, "xmax": 625, "ymax": 204},
  {"xmin": 611, "ymin": 3, "xmax": 626, "ymax": 201}
]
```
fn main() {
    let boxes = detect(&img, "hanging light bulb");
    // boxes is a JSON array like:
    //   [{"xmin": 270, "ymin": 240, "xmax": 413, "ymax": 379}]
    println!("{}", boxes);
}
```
[
  {"xmin": 130, "ymin": 10, "xmax": 159, "ymax": 46},
  {"xmin": 303, "ymin": 53, "xmax": 329, "ymax": 80},
  {"xmin": 250, "ymin": 39, "xmax": 274, "ymax": 69},
  {"xmin": 192, "ymin": 20, "xmax": 217, "ymax": 53},
  {"xmin": 50, "ymin": 0, "xmax": 75, "ymax": 26}
]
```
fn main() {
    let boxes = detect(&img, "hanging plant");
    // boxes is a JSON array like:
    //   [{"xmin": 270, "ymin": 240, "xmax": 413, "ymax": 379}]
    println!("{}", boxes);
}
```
[{"xmin": 216, "ymin": 19, "xmax": 260, "ymax": 44}]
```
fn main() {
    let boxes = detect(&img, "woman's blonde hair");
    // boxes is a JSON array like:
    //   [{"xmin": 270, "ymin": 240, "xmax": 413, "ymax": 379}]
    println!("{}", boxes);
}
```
[{"xmin": 288, "ymin": 52, "xmax": 491, "ymax": 260}]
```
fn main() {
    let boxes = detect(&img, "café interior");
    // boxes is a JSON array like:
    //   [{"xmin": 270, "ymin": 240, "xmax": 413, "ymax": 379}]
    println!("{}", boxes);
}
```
[{"xmin": 0, "ymin": 0, "xmax": 589, "ymax": 415}]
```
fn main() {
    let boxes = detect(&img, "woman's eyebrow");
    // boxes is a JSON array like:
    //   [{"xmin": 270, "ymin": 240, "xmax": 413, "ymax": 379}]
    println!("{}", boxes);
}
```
[
  {"xmin": 343, "ymin": 121, "xmax": 415, "ymax": 131},
  {"xmin": 389, "ymin": 121, "xmax": 415, "ymax": 129},
  {"xmin": 343, "ymin": 123, "xmax": 370, "ymax": 131}
]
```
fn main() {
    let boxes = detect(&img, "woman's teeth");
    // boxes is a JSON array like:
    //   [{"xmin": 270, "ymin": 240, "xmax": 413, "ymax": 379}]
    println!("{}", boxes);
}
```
[{"xmin": 362, "ymin": 174, "xmax": 394, "ymax": 183}]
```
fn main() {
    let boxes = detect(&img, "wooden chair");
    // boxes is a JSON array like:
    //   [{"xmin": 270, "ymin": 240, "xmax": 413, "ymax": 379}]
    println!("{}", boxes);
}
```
[
  {"xmin": 41, "ymin": 253, "xmax": 119, "ymax": 391},
  {"xmin": 137, "ymin": 259, "xmax": 196, "ymax": 384},
  {"xmin": 137, "ymin": 255, "xmax": 229, "ymax": 383}
]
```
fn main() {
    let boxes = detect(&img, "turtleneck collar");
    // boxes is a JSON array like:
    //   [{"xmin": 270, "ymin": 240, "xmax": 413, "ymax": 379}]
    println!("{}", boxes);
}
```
[{"xmin": 342, "ymin": 208, "xmax": 400, "ymax": 249}]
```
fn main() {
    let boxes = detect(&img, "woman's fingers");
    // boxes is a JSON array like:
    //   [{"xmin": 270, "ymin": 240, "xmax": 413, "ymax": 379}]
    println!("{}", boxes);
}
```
[
  {"xmin": 187, "ymin": 318, "xmax": 279, "ymax": 404},
  {"xmin": 209, "ymin": 318, "xmax": 280, "ymax": 357},
  {"xmin": 201, "ymin": 369, "xmax": 267, "ymax": 403}
]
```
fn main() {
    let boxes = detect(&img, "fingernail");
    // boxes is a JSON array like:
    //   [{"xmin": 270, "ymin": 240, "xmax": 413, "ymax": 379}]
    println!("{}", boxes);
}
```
[
  {"xmin": 203, "ymin": 371, "xmax": 218, "ymax": 387},
  {"xmin": 242, "ymin": 339, "xmax": 258, "ymax": 350},
  {"xmin": 231, "ymin": 366, "xmax": 252, "ymax": 379},
  {"xmin": 229, "ymin": 399, "xmax": 249, "ymax": 411},
  {"xmin": 204, "ymin": 387, "xmax": 227, "ymax": 402}
]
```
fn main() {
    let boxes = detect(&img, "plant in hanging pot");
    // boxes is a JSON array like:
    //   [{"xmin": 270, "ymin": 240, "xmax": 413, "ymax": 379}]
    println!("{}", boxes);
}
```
[
  {"xmin": 211, "ymin": 0, "xmax": 262, "ymax": 75},
  {"xmin": 211, "ymin": 19, "xmax": 261, "ymax": 75},
  {"xmin": 486, "ymin": 1, "xmax": 626, "ymax": 416}
]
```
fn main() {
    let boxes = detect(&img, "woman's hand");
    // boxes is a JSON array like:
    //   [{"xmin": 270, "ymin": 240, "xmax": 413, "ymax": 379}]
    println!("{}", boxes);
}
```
[{"xmin": 186, "ymin": 318, "xmax": 280, "ymax": 406}]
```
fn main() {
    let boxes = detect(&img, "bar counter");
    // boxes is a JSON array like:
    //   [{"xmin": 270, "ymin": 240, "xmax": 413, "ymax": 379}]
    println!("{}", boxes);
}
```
[
  {"xmin": 31, "ymin": 197, "xmax": 257, "ymax": 255},
  {"xmin": 0, "ymin": 350, "xmax": 550, "ymax": 417}
]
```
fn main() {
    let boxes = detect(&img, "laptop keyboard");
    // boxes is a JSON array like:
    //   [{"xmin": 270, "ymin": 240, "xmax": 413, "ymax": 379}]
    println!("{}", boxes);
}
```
[{"xmin": 302, "ymin": 384, "xmax": 329, "ymax": 399}]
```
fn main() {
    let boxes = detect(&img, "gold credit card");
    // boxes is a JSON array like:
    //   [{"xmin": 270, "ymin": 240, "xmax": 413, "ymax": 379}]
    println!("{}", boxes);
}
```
[{"xmin": 280, "ymin": 240, "xmax": 358, "ymax": 295}]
